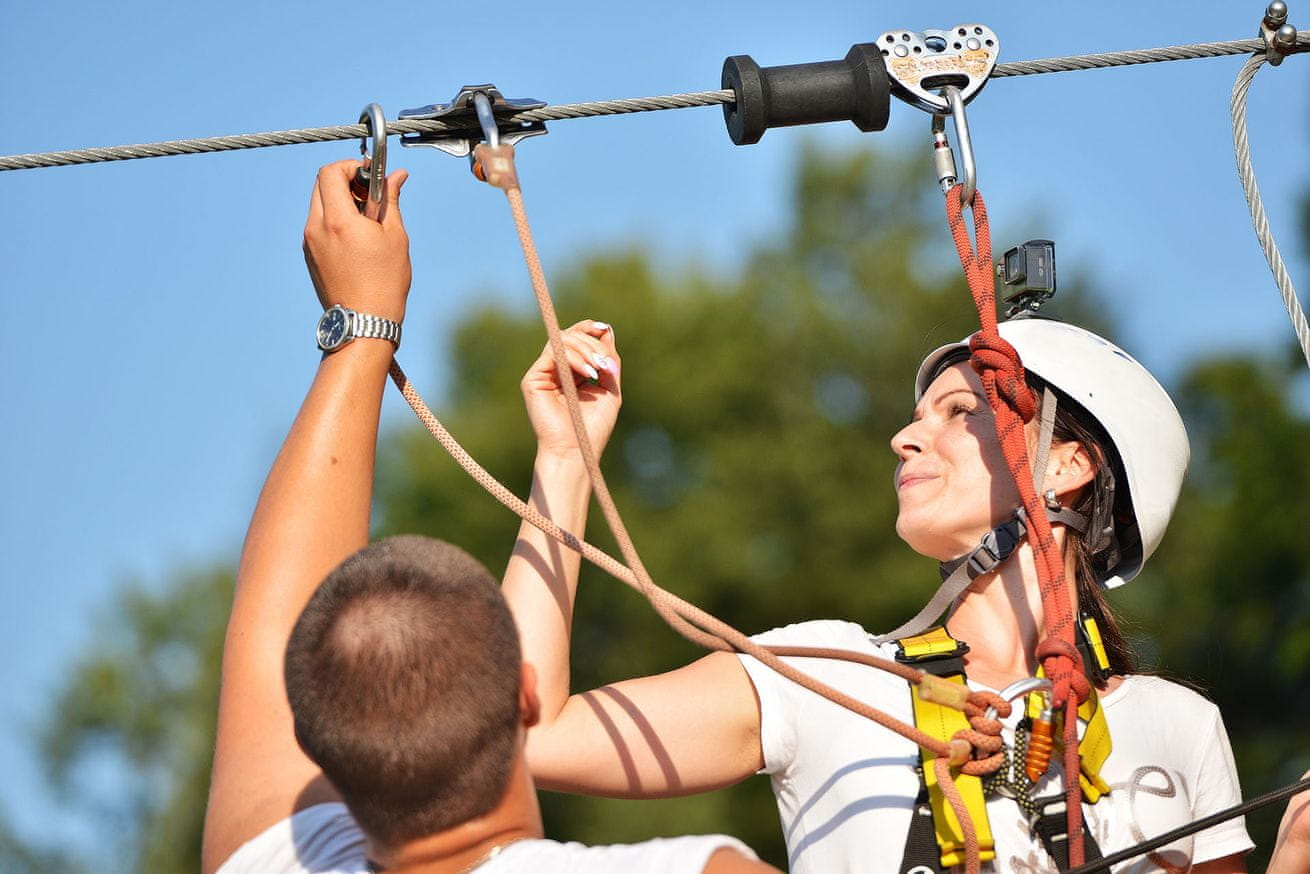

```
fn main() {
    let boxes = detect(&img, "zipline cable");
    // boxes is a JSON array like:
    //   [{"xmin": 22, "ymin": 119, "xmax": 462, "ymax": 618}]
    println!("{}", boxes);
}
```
[{"xmin": 1, "ymin": 34, "xmax": 1307, "ymax": 172}]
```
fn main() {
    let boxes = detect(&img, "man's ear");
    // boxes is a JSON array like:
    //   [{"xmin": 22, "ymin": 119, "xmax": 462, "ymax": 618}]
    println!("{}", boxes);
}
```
[
  {"xmin": 519, "ymin": 662, "xmax": 540, "ymax": 728},
  {"xmin": 1047, "ymin": 441, "xmax": 1096, "ymax": 503}
]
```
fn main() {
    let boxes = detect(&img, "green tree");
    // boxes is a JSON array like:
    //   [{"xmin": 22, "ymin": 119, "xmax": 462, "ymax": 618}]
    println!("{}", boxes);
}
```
[{"xmin": 22, "ymin": 568, "xmax": 232, "ymax": 874}]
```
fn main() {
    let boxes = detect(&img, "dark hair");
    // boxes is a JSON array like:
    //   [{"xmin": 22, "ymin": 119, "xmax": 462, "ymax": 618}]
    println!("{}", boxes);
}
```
[
  {"xmin": 284, "ymin": 535, "xmax": 523, "ymax": 849},
  {"xmin": 1031, "ymin": 378, "xmax": 1138, "ymax": 677}
]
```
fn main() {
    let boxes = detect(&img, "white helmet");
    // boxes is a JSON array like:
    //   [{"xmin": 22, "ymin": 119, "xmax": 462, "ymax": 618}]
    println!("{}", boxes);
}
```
[{"xmin": 914, "ymin": 318, "xmax": 1189, "ymax": 588}]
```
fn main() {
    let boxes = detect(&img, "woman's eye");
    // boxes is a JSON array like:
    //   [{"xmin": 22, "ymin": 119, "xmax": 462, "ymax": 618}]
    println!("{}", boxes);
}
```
[{"xmin": 949, "ymin": 403, "xmax": 975, "ymax": 417}]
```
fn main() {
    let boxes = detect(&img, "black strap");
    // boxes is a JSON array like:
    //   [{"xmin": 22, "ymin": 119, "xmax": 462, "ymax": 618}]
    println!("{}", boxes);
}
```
[
  {"xmin": 900, "ymin": 782, "xmax": 947, "ymax": 874},
  {"xmin": 1033, "ymin": 796, "xmax": 1104, "ymax": 872}
]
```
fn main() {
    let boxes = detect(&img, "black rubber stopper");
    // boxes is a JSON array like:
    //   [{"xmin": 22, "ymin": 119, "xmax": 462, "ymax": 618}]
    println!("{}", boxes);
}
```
[{"xmin": 721, "ymin": 44, "xmax": 890, "ymax": 145}]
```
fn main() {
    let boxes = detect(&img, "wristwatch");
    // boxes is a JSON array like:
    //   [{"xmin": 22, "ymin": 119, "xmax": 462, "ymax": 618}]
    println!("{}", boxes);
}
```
[{"xmin": 316, "ymin": 304, "xmax": 402, "ymax": 353}]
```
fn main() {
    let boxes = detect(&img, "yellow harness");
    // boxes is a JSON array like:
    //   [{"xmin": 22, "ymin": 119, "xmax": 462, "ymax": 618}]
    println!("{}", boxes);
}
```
[{"xmin": 895, "ymin": 622, "xmax": 1113, "ymax": 870}]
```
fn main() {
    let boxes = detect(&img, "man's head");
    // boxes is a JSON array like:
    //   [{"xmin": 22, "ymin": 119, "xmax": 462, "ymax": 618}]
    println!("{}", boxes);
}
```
[{"xmin": 285, "ymin": 535, "xmax": 524, "ymax": 848}]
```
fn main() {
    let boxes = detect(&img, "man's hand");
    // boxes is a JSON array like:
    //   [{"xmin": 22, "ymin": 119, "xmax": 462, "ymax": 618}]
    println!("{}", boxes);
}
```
[{"xmin": 303, "ymin": 160, "xmax": 411, "ymax": 321}]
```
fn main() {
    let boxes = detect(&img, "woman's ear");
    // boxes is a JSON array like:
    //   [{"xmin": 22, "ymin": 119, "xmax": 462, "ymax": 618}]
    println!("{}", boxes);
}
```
[{"xmin": 1047, "ymin": 441, "xmax": 1096, "ymax": 503}]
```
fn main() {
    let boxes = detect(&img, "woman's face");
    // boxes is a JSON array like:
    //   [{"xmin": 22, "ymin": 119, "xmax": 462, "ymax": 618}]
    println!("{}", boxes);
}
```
[{"xmin": 890, "ymin": 361, "xmax": 1024, "ymax": 562}]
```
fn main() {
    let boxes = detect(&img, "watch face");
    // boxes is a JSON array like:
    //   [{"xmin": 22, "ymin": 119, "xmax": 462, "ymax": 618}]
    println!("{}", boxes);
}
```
[{"xmin": 317, "ymin": 307, "xmax": 348, "ymax": 350}]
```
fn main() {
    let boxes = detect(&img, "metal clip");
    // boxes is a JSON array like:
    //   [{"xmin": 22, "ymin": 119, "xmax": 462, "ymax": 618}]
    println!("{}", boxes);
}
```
[
  {"xmin": 398, "ymin": 85, "xmax": 548, "ymax": 157},
  {"xmin": 351, "ymin": 103, "xmax": 387, "ymax": 222},
  {"xmin": 930, "ymin": 86, "xmax": 976, "ymax": 206},
  {"xmin": 1259, "ymin": 1, "xmax": 1299, "ymax": 65},
  {"xmin": 875, "ymin": 24, "xmax": 999, "ymax": 114},
  {"xmin": 983, "ymin": 677, "xmax": 1052, "ymax": 722}
]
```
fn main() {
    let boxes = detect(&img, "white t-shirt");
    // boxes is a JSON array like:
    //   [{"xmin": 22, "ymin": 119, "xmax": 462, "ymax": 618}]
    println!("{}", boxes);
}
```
[
  {"xmin": 737, "ymin": 620, "xmax": 1254, "ymax": 874},
  {"xmin": 217, "ymin": 802, "xmax": 757, "ymax": 873}
]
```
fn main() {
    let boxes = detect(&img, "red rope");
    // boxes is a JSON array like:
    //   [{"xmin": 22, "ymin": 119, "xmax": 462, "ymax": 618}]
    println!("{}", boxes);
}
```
[{"xmin": 944, "ymin": 187, "xmax": 1088, "ymax": 866}]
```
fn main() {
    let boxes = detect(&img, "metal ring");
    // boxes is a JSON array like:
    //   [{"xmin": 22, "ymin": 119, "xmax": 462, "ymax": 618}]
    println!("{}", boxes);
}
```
[
  {"xmin": 983, "ymin": 676, "xmax": 1052, "ymax": 721},
  {"xmin": 358, "ymin": 103, "xmax": 387, "ymax": 222}
]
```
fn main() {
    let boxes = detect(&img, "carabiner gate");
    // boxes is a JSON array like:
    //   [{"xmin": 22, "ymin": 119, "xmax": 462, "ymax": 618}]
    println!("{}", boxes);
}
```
[
  {"xmin": 931, "ymin": 86, "xmax": 976, "ymax": 208},
  {"xmin": 352, "ymin": 103, "xmax": 387, "ymax": 222}
]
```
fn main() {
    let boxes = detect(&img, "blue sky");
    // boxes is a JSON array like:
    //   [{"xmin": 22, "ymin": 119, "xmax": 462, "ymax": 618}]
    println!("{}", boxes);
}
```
[{"xmin": 1, "ymin": 0, "xmax": 1306, "ymax": 855}]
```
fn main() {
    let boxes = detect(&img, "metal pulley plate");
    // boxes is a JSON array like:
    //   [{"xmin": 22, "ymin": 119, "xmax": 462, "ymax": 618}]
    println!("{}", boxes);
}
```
[
  {"xmin": 399, "ymin": 85, "xmax": 548, "ymax": 157},
  {"xmin": 875, "ymin": 24, "xmax": 1000, "ymax": 113}
]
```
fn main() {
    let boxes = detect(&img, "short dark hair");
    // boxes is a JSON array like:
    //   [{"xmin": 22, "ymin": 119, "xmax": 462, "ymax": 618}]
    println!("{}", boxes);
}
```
[{"xmin": 284, "ymin": 535, "xmax": 522, "ymax": 848}]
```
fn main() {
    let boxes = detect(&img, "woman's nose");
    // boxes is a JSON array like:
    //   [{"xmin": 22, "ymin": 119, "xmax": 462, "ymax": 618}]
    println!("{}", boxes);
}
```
[{"xmin": 890, "ymin": 420, "xmax": 925, "ymax": 461}]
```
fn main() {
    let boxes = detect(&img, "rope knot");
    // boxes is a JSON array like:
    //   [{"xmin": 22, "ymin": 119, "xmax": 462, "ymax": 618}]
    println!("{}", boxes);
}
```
[
  {"xmin": 968, "ymin": 333, "xmax": 1036, "ymax": 422},
  {"xmin": 944, "ymin": 691, "xmax": 1008, "ymax": 776},
  {"xmin": 1034, "ymin": 637, "xmax": 1091, "ymax": 707}
]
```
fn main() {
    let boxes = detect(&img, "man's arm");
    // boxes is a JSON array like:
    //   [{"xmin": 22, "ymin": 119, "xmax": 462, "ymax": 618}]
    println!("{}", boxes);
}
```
[{"xmin": 201, "ymin": 161, "xmax": 410, "ymax": 874}]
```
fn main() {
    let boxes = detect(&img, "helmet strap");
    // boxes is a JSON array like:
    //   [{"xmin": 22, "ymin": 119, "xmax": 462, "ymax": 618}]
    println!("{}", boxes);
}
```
[
  {"xmin": 874, "ymin": 388, "xmax": 1087, "ymax": 644},
  {"xmin": 1031, "ymin": 386, "xmax": 1059, "ymax": 497}
]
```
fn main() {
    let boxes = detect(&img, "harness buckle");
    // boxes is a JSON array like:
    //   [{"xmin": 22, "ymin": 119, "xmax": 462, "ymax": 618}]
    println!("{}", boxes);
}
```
[
  {"xmin": 398, "ymin": 85, "xmax": 548, "ymax": 157},
  {"xmin": 966, "ymin": 511, "xmax": 1027, "ymax": 579},
  {"xmin": 875, "ymin": 24, "xmax": 1000, "ymax": 114}
]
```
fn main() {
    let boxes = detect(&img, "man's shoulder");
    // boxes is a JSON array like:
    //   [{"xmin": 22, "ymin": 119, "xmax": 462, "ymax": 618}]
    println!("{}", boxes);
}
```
[
  {"xmin": 216, "ymin": 803, "xmax": 366, "ymax": 874},
  {"xmin": 218, "ymin": 806, "xmax": 755, "ymax": 874},
  {"xmin": 489, "ymin": 835, "xmax": 757, "ymax": 872}
]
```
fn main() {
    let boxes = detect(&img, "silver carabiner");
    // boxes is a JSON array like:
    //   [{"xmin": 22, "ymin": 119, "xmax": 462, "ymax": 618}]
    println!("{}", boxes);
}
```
[
  {"xmin": 932, "ymin": 86, "xmax": 976, "ymax": 207},
  {"xmin": 353, "ymin": 103, "xmax": 387, "ymax": 222},
  {"xmin": 471, "ymin": 91, "xmax": 500, "ymax": 148},
  {"xmin": 983, "ymin": 676, "xmax": 1051, "ymax": 722}
]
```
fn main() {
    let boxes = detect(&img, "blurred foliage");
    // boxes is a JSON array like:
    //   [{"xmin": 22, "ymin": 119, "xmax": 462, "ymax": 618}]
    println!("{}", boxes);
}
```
[
  {"xmin": 7, "ymin": 141, "xmax": 1307, "ymax": 871},
  {"xmin": 13, "ymin": 568, "xmax": 232, "ymax": 873},
  {"xmin": 1119, "ymin": 347, "xmax": 1310, "ymax": 870}
]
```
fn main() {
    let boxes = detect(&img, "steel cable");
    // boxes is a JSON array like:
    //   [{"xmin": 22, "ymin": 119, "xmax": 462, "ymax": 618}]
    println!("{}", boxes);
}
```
[
  {"xmin": 2, "ymin": 35, "xmax": 1307, "ymax": 172},
  {"xmin": 1230, "ymin": 53, "xmax": 1310, "ymax": 367}
]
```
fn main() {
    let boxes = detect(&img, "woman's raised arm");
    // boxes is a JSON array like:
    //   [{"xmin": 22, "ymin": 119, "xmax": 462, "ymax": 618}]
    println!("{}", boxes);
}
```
[{"xmin": 501, "ymin": 321, "xmax": 764, "ymax": 797}]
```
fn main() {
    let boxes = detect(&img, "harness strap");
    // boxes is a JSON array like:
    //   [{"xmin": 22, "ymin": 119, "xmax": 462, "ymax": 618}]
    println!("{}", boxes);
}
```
[
  {"xmin": 896, "ymin": 626, "xmax": 1111, "ymax": 872},
  {"xmin": 1033, "ymin": 796, "xmax": 1105, "ymax": 872},
  {"xmin": 897, "ymin": 630, "xmax": 996, "ymax": 870}
]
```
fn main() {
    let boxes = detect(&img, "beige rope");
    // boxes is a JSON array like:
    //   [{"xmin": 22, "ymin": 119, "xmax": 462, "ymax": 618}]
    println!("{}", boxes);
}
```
[{"xmin": 388, "ymin": 140, "xmax": 1002, "ymax": 871}]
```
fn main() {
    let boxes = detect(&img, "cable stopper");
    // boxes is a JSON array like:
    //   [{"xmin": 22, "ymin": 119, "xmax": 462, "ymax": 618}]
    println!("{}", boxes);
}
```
[{"xmin": 721, "ymin": 44, "xmax": 890, "ymax": 145}]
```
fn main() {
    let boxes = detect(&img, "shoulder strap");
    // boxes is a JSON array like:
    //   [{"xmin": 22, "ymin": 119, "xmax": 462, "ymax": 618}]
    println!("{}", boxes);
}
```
[{"xmin": 895, "ymin": 627, "xmax": 996, "ymax": 871}]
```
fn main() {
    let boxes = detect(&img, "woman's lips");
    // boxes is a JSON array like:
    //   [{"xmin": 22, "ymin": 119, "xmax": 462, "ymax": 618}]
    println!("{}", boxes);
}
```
[{"xmin": 896, "ymin": 472, "xmax": 935, "ymax": 491}]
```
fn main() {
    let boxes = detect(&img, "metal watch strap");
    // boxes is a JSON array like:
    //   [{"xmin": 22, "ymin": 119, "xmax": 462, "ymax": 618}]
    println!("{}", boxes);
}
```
[{"xmin": 352, "ymin": 311, "xmax": 402, "ymax": 347}]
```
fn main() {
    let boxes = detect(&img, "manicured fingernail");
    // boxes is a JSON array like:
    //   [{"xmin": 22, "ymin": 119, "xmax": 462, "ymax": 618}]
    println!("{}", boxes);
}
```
[
  {"xmin": 592, "ymin": 321, "xmax": 611, "ymax": 332},
  {"xmin": 583, "ymin": 364, "xmax": 599, "ymax": 380},
  {"xmin": 597, "ymin": 355, "xmax": 616, "ymax": 373}
]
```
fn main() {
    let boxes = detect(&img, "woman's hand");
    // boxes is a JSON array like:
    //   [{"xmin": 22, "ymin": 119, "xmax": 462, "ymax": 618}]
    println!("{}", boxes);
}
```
[{"xmin": 521, "ymin": 320, "xmax": 621, "ymax": 460}]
